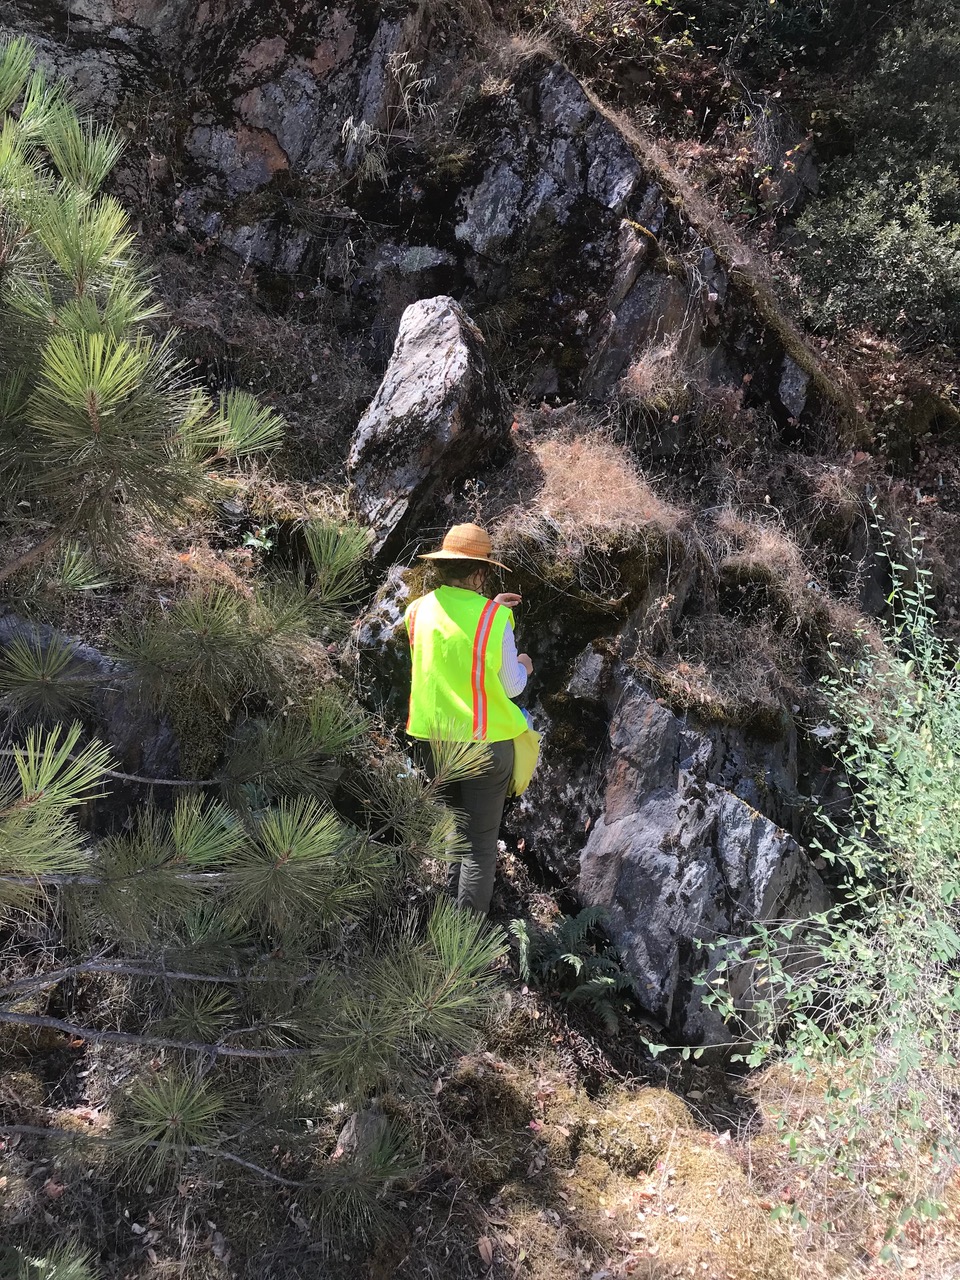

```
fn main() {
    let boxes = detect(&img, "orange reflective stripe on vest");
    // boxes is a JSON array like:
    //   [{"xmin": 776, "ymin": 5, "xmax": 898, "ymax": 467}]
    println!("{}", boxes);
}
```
[{"xmin": 470, "ymin": 599, "xmax": 499, "ymax": 739}]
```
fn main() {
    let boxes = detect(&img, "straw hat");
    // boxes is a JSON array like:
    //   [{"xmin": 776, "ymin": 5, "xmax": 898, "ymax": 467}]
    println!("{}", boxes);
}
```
[{"xmin": 418, "ymin": 523, "xmax": 510, "ymax": 572}]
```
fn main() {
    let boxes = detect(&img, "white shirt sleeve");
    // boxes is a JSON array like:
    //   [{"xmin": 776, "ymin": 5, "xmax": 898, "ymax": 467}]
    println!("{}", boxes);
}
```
[{"xmin": 499, "ymin": 620, "xmax": 528, "ymax": 698}]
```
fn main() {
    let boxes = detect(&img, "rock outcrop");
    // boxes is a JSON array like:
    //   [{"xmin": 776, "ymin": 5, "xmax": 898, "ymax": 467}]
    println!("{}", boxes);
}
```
[
  {"xmin": 347, "ymin": 296, "xmax": 512, "ymax": 557},
  {"xmin": 516, "ymin": 654, "xmax": 829, "ymax": 1041},
  {"xmin": 0, "ymin": 1, "xmax": 848, "ymax": 439}
]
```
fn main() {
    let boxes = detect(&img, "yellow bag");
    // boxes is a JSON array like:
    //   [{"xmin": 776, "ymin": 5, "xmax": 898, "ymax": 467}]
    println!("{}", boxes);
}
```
[{"xmin": 510, "ymin": 726, "xmax": 541, "ymax": 797}]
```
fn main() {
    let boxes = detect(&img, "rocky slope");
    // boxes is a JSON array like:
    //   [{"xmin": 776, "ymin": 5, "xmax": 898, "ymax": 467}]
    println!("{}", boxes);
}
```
[{"xmin": 0, "ymin": 0, "xmax": 914, "ymax": 1040}]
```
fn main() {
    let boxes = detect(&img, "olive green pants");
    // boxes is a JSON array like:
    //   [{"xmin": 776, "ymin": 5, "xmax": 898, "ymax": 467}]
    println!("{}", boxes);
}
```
[{"xmin": 421, "ymin": 739, "xmax": 514, "ymax": 915}]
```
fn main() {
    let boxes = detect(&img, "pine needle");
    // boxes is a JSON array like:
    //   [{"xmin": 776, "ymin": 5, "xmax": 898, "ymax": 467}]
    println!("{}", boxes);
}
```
[
  {"xmin": 115, "ymin": 1071, "xmax": 225, "ymax": 1183},
  {"xmin": 0, "ymin": 633, "xmax": 93, "ymax": 721},
  {"xmin": 40, "ymin": 104, "xmax": 124, "ymax": 194},
  {"xmin": 0, "ymin": 37, "xmax": 34, "ymax": 115}
]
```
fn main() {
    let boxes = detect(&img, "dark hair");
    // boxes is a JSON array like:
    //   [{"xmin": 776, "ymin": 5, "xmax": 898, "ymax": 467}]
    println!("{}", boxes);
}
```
[{"xmin": 431, "ymin": 559, "xmax": 492, "ymax": 591}]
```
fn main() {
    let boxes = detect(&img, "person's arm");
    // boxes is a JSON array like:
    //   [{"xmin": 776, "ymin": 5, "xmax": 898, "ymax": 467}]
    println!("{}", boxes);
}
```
[{"xmin": 499, "ymin": 619, "xmax": 530, "ymax": 698}]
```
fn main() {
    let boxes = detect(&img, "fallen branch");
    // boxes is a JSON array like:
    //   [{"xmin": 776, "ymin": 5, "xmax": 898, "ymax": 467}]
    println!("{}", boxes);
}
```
[
  {"xmin": 0, "ymin": 1123, "xmax": 309, "ymax": 1187},
  {"xmin": 0, "ymin": 1011, "xmax": 307, "ymax": 1060},
  {"xmin": 0, "ymin": 958, "xmax": 317, "ymax": 1001}
]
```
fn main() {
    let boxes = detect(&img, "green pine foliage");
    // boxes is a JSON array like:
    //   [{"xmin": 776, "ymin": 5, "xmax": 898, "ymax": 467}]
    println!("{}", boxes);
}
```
[
  {"xmin": 0, "ymin": 36, "xmax": 284, "ymax": 584},
  {"xmin": 0, "ymin": 1244, "xmax": 97, "ymax": 1280},
  {"xmin": 0, "ymin": 634, "xmax": 93, "ymax": 722},
  {"xmin": 0, "ymin": 41, "xmax": 511, "ymax": 1261}
]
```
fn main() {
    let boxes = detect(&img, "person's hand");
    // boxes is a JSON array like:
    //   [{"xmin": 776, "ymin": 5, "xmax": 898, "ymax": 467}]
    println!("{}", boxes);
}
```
[
  {"xmin": 518, "ymin": 652, "xmax": 534, "ymax": 676},
  {"xmin": 494, "ymin": 592, "xmax": 523, "ymax": 608}
]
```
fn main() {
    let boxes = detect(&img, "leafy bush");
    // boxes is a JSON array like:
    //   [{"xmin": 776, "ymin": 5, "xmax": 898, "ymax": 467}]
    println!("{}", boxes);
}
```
[
  {"xmin": 510, "ymin": 907, "xmax": 636, "ymax": 1032},
  {"xmin": 796, "ymin": 0, "xmax": 960, "ymax": 346},
  {"xmin": 676, "ymin": 0, "xmax": 883, "ymax": 73},
  {"xmin": 702, "ymin": 531, "xmax": 960, "ymax": 1248},
  {"xmin": 797, "ymin": 174, "xmax": 960, "ymax": 349}
]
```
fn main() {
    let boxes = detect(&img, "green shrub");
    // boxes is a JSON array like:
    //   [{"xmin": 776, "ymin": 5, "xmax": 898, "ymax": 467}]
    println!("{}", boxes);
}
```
[
  {"xmin": 677, "ymin": 0, "xmax": 883, "ymax": 73},
  {"xmin": 795, "ymin": 0, "xmax": 960, "ymax": 346},
  {"xmin": 702, "ymin": 529, "xmax": 960, "ymax": 1248},
  {"xmin": 796, "ymin": 173, "xmax": 960, "ymax": 347}
]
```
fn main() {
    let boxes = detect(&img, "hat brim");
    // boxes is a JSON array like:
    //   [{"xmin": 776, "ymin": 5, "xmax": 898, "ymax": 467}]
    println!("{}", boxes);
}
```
[{"xmin": 419, "ymin": 549, "xmax": 511, "ymax": 572}]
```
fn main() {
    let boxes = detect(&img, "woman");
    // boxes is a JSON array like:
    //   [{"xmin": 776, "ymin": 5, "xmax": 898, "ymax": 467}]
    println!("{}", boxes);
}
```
[{"xmin": 405, "ymin": 523, "xmax": 534, "ymax": 914}]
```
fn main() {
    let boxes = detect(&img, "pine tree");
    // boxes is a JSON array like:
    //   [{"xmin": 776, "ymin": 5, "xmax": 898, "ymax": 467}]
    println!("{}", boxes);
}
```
[
  {"xmin": 0, "ymin": 37, "xmax": 281, "ymax": 586},
  {"xmin": 0, "ymin": 40, "xmax": 507, "ymax": 1264}
]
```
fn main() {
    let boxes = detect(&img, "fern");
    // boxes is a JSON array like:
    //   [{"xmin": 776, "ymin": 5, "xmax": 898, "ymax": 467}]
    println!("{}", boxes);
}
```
[
  {"xmin": 508, "ymin": 908, "xmax": 636, "ymax": 1033},
  {"xmin": 4, "ymin": 1243, "xmax": 98, "ymax": 1280}
]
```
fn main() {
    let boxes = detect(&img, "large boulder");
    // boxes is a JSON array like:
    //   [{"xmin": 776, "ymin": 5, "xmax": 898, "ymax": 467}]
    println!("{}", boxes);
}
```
[
  {"xmin": 516, "ymin": 658, "xmax": 829, "ymax": 1042},
  {"xmin": 347, "ymin": 296, "xmax": 513, "ymax": 556}
]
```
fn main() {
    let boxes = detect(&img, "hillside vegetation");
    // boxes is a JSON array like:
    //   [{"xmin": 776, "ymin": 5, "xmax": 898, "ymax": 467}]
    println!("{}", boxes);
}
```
[{"xmin": 1, "ymin": 2, "xmax": 960, "ymax": 1277}]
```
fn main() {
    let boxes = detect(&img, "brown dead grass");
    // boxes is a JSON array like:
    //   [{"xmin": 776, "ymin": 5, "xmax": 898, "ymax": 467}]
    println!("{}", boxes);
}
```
[
  {"xmin": 714, "ymin": 509, "xmax": 811, "ymax": 611},
  {"xmin": 741, "ymin": 1063, "xmax": 960, "ymax": 1279},
  {"xmin": 533, "ymin": 434, "xmax": 687, "ymax": 534},
  {"xmin": 618, "ymin": 338, "xmax": 691, "ymax": 414}
]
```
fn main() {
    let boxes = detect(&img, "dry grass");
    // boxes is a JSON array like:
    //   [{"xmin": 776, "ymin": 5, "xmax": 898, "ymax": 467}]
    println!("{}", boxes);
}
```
[
  {"xmin": 634, "ymin": 616, "xmax": 796, "ymax": 733},
  {"xmin": 714, "ymin": 509, "xmax": 812, "ymax": 612},
  {"xmin": 742, "ymin": 1063, "xmax": 960, "ymax": 1278},
  {"xmin": 152, "ymin": 251, "xmax": 377, "ymax": 472},
  {"xmin": 533, "ymin": 434, "xmax": 687, "ymax": 535},
  {"xmin": 618, "ymin": 339, "xmax": 691, "ymax": 414},
  {"xmin": 630, "ymin": 504, "xmax": 869, "ymax": 728}
]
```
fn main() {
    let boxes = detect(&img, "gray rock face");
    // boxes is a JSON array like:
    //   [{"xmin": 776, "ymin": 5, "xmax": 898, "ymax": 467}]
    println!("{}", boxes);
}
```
[
  {"xmin": 779, "ymin": 355, "xmax": 811, "ymax": 420},
  {"xmin": 347, "ymin": 296, "xmax": 512, "ymax": 556},
  {"xmin": 517, "ymin": 657, "xmax": 828, "ymax": 1042},
  {"xmin": 455, "ymin": 64, "xmax": 644, "ymax": 259},
  {"xmin": 349, "ymin": 563, "xmax": 414, "ymax": 720}
]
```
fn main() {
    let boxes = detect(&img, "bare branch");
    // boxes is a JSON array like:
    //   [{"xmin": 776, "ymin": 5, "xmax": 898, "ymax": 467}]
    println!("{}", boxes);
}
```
[
  {"xmin": 0, "ymin": 1123, "xmax": 309, "ymax": 1187},
  {"xmin": 0, "ymin": 870, "xmax": 226, "ymax": 888},
  {"xmin": 0, "ymin": 1010, "xmax": 307, "ymax": 1059},
  {"xmin": 0, "ymin": 530, "xmax": 62, "ymax": 586},
  {"xmin": 0, "ymin": 959, "xmax": 317, "ymax": 1000},
  {"xmin": 0, "ymin": 747, "xmax": 216, "ymax": 788}
]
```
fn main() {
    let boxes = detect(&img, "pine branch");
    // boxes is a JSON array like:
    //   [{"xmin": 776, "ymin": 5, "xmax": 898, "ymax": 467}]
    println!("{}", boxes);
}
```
[
  {"xmin": 0, "ymin": 747, "xmax": 216, "ymax": 786},
  {"xmin": 0, "ymin": 1010, "xmax": 307, "ymax": 1059},
  {"xmin": 0, "ymin": 870, "xmax": 224, "ymax": 887},
  {"xmin": 0, "ymin": 959, "xmax": 318, "ymax": 1000},
  {"xmin": 0, "ymin": 1123, "xmax": 309, "ymax": 1187}
]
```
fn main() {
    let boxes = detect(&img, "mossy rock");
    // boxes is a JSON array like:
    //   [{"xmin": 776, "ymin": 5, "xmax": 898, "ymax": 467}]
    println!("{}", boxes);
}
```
[
  {"xmin": 0, "ymin": 1069, "xmax": 46, "ymax": 1117},
  {"xmin": 437, "ymin": 1059, "xmax": 533, "ymax": 1187},
  {"xmin": 581, "ymin": 1087, "xmax": 695, "ymax": 1174}
]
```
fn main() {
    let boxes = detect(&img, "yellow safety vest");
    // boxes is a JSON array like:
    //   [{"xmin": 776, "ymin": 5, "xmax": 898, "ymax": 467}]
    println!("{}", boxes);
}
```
[{"xmin": 404, "ymin": 586, "xmax": 529, "ymax": 742}]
